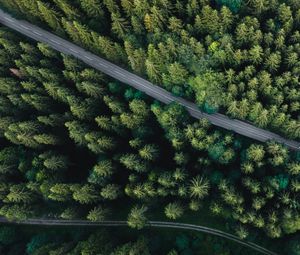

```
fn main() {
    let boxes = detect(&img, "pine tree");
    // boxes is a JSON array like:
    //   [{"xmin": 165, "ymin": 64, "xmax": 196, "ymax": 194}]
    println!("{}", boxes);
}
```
[
  {"xmin": 87, "ymin": 206, "xmax": 108, "ymax": 221},
  {"xmin": 189, "ymin": 176, "xmax": 210, "ymax": 199},
  {"xmin": 194, "ymin": 6, "xmax": 221, "ymax": 35},
  {"xmin": 144, "ymin": 13, "xmax": 154, "ymax": 33},
  {"xmin": 95, "ymin": 116, "xmax": 112, "ymax": 131},
  {"xmin": 21, "ymin": 94, "xmax": 55, "ymax": 113},
  {"xmin": 0, "ymin": 78, "xmax": 22, "ymax": 95},
  {"xmin": 37, "ymin": 113, "xmax": 71, "ymax": 127},
  {"xmin": 254, "ymin": 109, "xmax": 269, "ymax": 127},
  {"xmin": 0, "ymin": 204, "xmax": 32, "ymax": 221},
  {"xmin": 249, "ymin": 45, "xmax": 263, "ymax": 64},
  {"xmin": 127, "ymin": 205, "xmax": 148, "ymax": 229},
  {"xmin": 100, "ymin": 184, "xmax": 120, "ymax": 200},
  {"xmin": 235, "ymin": 225, "xmax": 249, "ymax": 239},
  {"xmin": 60, "ymin": 207, "xmax": 79, "ymax": 219},
  {"xmin": 120, "ymin": 154, "xmax": 147, "ymax": 172},
  {"xmin": 34, "ymin": 134, "xmax": 61, "ymax": 146},
  {"xmin": 145, "ymin": 59, "xmax": 161, "ymax": 83},
  {"xmin": 76, "ymin": 81, "xmax": 105, "ymax": 98},
  {"xmin": 286, "ymin": 120, "xmax": 300, "ymax": 138},
  {"xmin": 111, "ymin": 12, "xmax": 129, "ymax": 38},
  {"xmin": 103, "ymin": 96, "xmax": 126, "ymax": 114},
  {"xmin": 266, "ymin": 50, "xmax": 281, "ymax": 69},
  {"xmin": 37, "ymin": 1, "xmax": 63, "ymax": 33},
  {"xmin": 5, "ymin": 121, "xmax": 42, "ymax": 148},
  {"xmin": 67, "ymin": 96, "xmax": 99, "ymax": 120},
  {"xmin": 164, "ymin": 202, "xmax": 184, "ymax": 219},
  {"xmin": 53, "ymin": 0, "xmax": 80, "ymax": 20},
  {"xmin": 80, "ymin": 0, "xmax": 104, "ymax": 18},
  {"xmin": 49, "ymin": 184, "xmax": 73, "ymax": 202},
  {"xmin": 61, "ymin": 18, "xmax": 81, "ymax": 44},
  {"xmin": 287, "ymin": 163, "xmax": 300, "ymax": 175},
  {"xmin": 73, "ymin": 184, "xmax": 100, "ymax": 204},
  {"xmin": 0, "ymin": 147, "xmax": 20, "ymax": 174},
  {"xmin": 163, "ymin": 62, "xmax": 189, "ymax": 86},
  {"xmin": 7, "ymin": 184, "xmax": 35, "ymax": 204},
  {"xmin": 150, "ymin": 6, "xmax": 166, "ymax": 30},
  {"xmin": 40, "ymin": 152, "xmax": 69, "ymax": 170},
  {"xmin": 93, "ymin": 160, "xmax": 114, "ymax": 177},
  {"xmin": 65, "ymin": 120, "xmax": 90, "ymax": 146},
  {"xmin": 139, "ymin": 144, "xmax": 159, "ymax": 161},
  {"xmin": 13, "ymin": 0, "xmax": 40, "ymax": 19},
  {"xmin": 43, "ymin": 82, "xmax": 74, "ymax": 103},
  {"xmin": 37, "ymin": 43, "xmax": 60, "ymax": 58},
  {"xmin": 246, "ymin": 144, "xmax": 265, "ymax": 163}
]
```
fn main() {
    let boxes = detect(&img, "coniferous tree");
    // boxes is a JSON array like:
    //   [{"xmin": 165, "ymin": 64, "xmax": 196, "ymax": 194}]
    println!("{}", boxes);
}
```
[{"xmin": 127, "ymin": 205, "xmax": 148, "ymax": 229}]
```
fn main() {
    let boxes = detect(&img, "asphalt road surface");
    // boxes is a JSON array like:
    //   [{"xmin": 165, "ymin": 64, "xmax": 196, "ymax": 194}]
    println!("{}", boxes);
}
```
[
  {"xmin": 0, "ymin": 9, "xmax": 299, "ymax": 150},
  {"xmin": 0, "ymin": 217, "xmax": 279, "ymax": 255}
]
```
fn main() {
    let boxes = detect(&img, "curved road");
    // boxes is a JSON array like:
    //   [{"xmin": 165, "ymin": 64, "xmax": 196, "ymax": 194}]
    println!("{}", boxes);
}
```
[
  {"xmin": 0, "ymin": 9, "xmax": 299, "ymax": 150},
  {"xmin": 0, "ymin": 217, "xmax": 279, "ymax": 255}
]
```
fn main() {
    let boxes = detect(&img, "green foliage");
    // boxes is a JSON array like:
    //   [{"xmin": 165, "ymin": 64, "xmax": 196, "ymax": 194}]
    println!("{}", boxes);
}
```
[
  {"xmin": 26, "ymin": 233, "xmax": 52, "ymax": 255},
  {"xmin": 120, "ymin": 154, "xmax": 147, "ymax": 173},
  {"xmin": 215, "ymin": 0, "xmax": 243, "ymax": 13},
  {"xmin": 165, "ymin": 202, "xmax": 184, "ymax": 219},
  {"xmin": 208, "ymin": 143, "xmax": 234, "ymax": 164},
  {"xmin": 0, "ymin": 7, "xmax": 299, "ymax": 247},
  {"xmin": 100, "ymin": 184, "xmax": 120, "ymax": 200},
  {"xmin": 282, "ymin": 216, "xmax": 300, "ymax": 234},
  {"xmin": 189, "ymin": 176, "xmax": 210, "ymax": 199},
  {"xmin": 87, "ymin": 206, "xmax": 108, "ymax": 221},
  {"xmin": 0, "ymin": 204, "xmax": 32, "ymax": 221},
  {"xmin": 49, "ymin": 184, "xmax": 72, "ymax": 202},
  {"xmin": 235, "ymin": 225, "xmax": 249, "ymax": 239},
  {"xmin": 152, "ymin": 102, "xmax": 189, "ymax": 130},
  {"xmin": 0, "ymin": 226, "xmax": 18, "ymax": 245},
  {"xmin": 127, "ymin": 205, "xmax": 148, "ymax": 229},
  {"xmin": 60, "ymin": 207, "xmax": 79, "ymax": 220},
  {"xmin": 139, "ymin": 144, "xmax": 159, "ymax": 161},
  {"xmin": 111, "ymin": 237, "xmax": 151, "ymax": 255},
  {"xmin": 80, "ymin": 0, "xmax": 104, "ymax": 19},
  {"xmin": 189, "ymin": 72, "xmax": 224, "ymax": 112},
  {"xmin": 73, "ymin": 184, "xmax": 100, "ymax": 204},
  {"xmin": 287, "ymin": 236, "xmax": 300, "ymax": 255}
]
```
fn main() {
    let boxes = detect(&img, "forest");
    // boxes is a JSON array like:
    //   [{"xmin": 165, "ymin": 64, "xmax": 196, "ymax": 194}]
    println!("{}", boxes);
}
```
[
  {"xmin": 0, "ymin": 0, "xmax": 300, "ymax": 139},
  {"xmin": 0, "ymin": 0, "xmax": 299, "ymax": 254},
  {"xmin": 0, "ymin": 224, "xmax": 270, "ymax": 255},
  {"xmin": 0, "ymin": 25, "xmax": 298, "ymax": 253}
]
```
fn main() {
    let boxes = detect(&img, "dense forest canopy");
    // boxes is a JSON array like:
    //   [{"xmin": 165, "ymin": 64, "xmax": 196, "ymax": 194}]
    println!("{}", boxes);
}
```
[
  {"xmin": 0, "ymin": 0, "xmax": 299, "ymax": 254},
  {"xmin": 0, "ymin": 25, "xmax": 298, "ymax": 254},
  {"xmin": 0, "ymin": 0, "xmax": 300, "ymax": 139}
]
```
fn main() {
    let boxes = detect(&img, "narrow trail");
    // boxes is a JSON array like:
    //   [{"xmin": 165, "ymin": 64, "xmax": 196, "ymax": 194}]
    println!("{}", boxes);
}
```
[{"xmin": 0, "ymin": 217, "xmax": 279, "ymax": 255}]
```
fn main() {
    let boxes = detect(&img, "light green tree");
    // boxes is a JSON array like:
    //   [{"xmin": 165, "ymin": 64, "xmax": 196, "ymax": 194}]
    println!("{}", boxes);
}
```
[
  {"xmin": 87, "ymin": 206, "xmax": 108, "ymax": 221},
  {"xmin": 127, "ymin": 205, "xmax": 148, "ymax": 229},
  {"xmin": 165, "ymin": 202, "xmax": 184, "ymax": 219},
  {"xmin": 189, "ymin": 176, "xmax": 210, "ymax": 199}
]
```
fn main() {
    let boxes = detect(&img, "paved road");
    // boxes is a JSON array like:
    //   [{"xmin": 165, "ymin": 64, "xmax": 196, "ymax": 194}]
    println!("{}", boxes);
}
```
[
  {"xmin": 0, "ymin": 9, "xmax": 299, "ymax": 150},
  {"xmin": 0, "ymin": 217, "xmax": 279, "ymax": 255}
]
